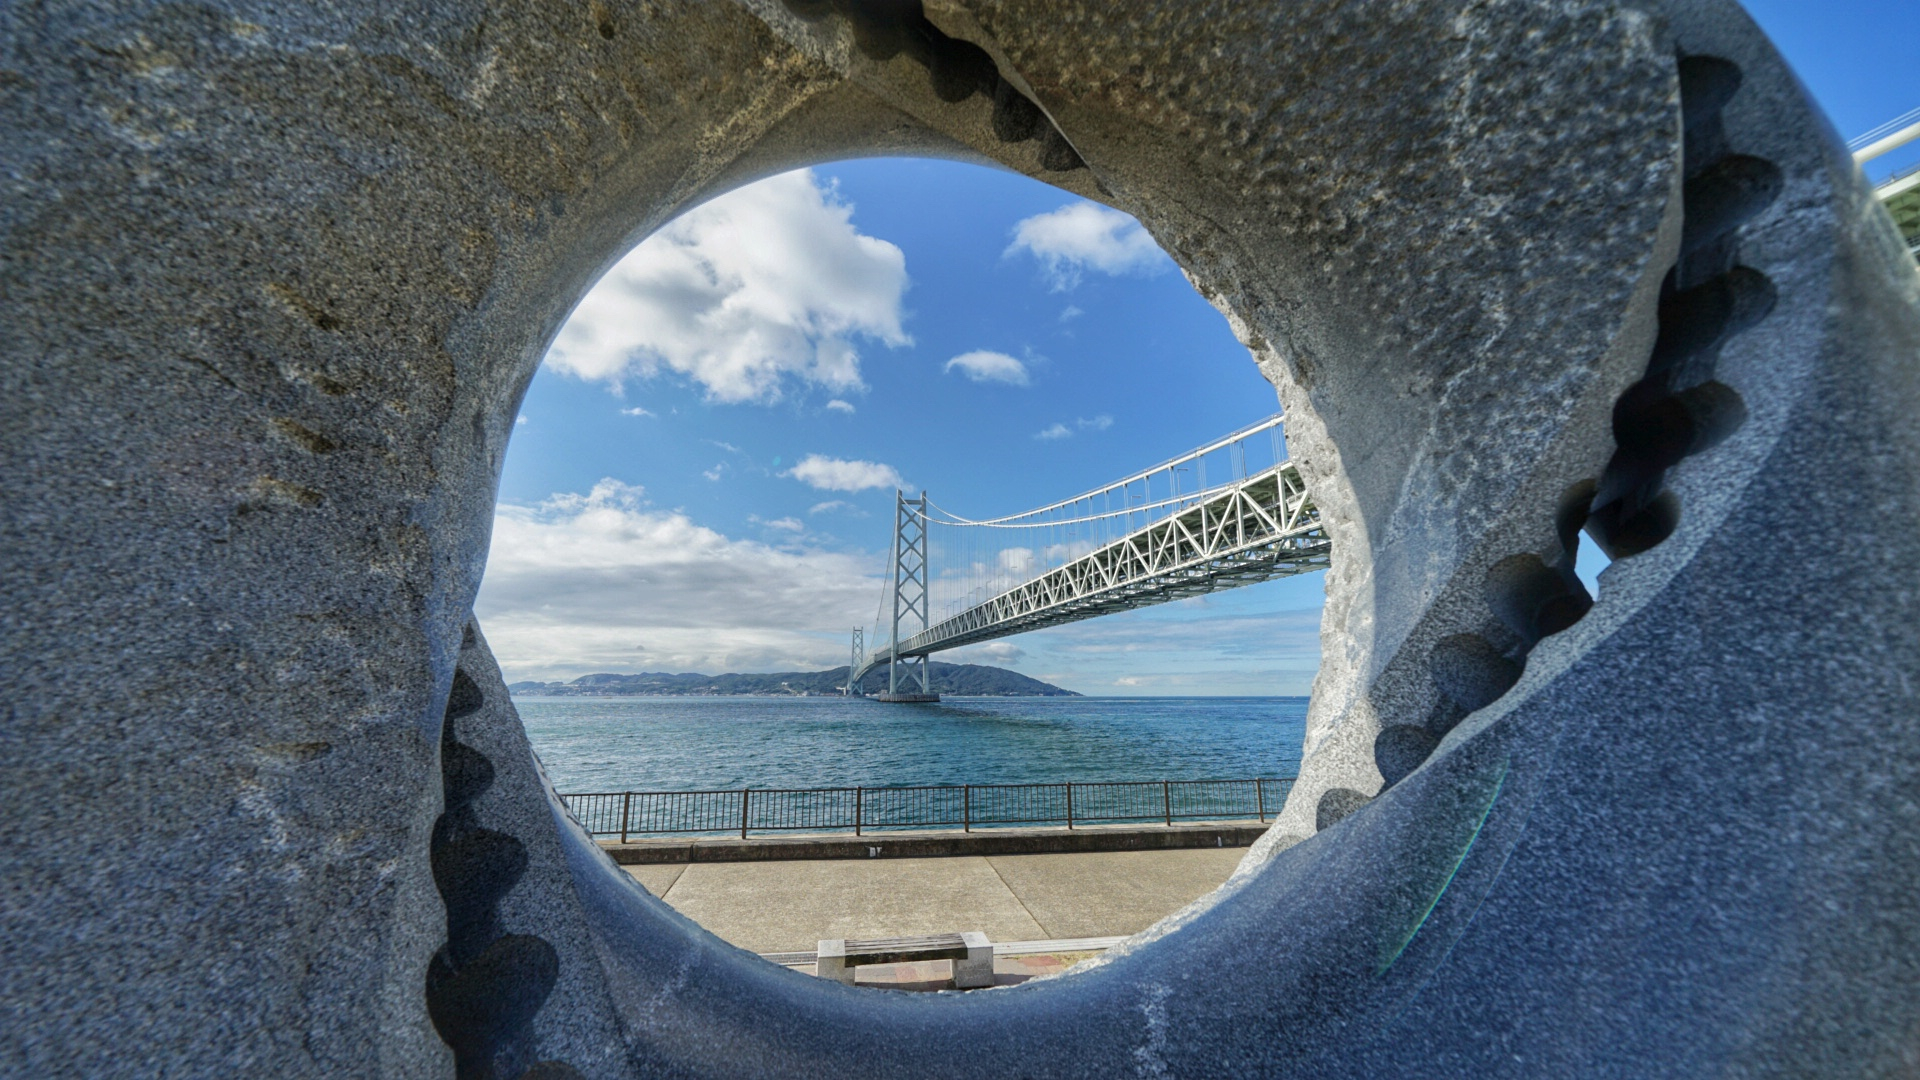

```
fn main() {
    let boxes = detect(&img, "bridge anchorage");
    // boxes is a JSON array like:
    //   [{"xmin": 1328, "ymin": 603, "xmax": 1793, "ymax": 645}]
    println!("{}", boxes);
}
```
[{"xmin": 845, "ymin": 413, "xmax": 1330, "ymax": 701}]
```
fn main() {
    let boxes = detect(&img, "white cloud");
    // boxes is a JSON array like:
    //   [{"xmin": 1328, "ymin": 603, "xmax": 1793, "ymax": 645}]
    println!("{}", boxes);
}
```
[
  {"xmin": 702, "ymin": 464, "xmax": 726, "ymax": 481},
  {"xmin": 808, "ymin": 500, "xmax": 855, "ymax": 515},
  {"xmin": 961, "ymin": 591, "xmax": 1326, "ymax": 696},
  {"xmin": 785, "ymin": 454, "xmax": 905, "ymax": 493},
  {"xmin": 1059, "ymin": 305, "xmax": 1083, "ymax": 322},
  {"xmin": 825, "ymin": 399, "xmax": 856, "ymax": 414},
  {"xmin": 949, "ymin": 641, "xmax": 1026, "ymax": 666},
  {"xmin": 1114, "ymin": 676, "xmax": 1145, "ymax": 687},
  {"xmin": 1035, "ymin": 415, "xmax": 1114, "ymax": 440},
  {"xmin": 756, "ymin": 516, "xmax": 805, "ymax": 532},
  {"xmin": 944, "ymin": 350, "xmax": 1030, "ymax": 386},
  {"xmin": 543, "ymin": 169, "xmax": 910, "ymax": 403},
  {"xmin": 1007, "ymin": 202, "xmax": 1169, "ymax": 290},
  {"xmin": 620, "ymin": 406, "xmax": 655, "ymax": 417},
  {"xmin": 1044, "ymin": 608, "xmax": 1322, "ymax": 662},
  {"xmin": 473, "ymin": 480, "xmax": 879, "ymax": 680},
  {"xmin": 515, "ymin": 415, "xmax": 528, "ymax": 426}
]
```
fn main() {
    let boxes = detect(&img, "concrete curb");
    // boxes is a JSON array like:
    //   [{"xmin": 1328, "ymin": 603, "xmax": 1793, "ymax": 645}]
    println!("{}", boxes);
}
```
[{"xmin": 599, "ymin": 822, "xmax": 1271, "ymax": 864}]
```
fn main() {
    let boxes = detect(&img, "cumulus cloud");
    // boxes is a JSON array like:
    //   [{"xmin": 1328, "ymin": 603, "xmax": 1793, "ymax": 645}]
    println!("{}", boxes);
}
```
[
  {"xmin": 825, "ymin": 399, "xmax": 856, "ymax": 414},
  {"xmin": 473, "ymin": 480, "xmax": 878, "ymax": 680},
  {"xmin": 620, "ymin": 406, "xmax": 655, "ymax": 417},
  {"xmin": 1007, "ymin": 202, "xmax": 1169, "ymax": 290},
  {"xmin": 543, "ymin": 169, "xmax": 910, "ymax": 403},
  {"xmin": 785, "ymin": 454, "xmax": 905, "ymax": 493},
  {"xmin": 1035, "ymin": 423, "xmax": 1072, "ymax": 441},
  {"xmin": 808, "ymin": 500, "xmax": 855, "ymax": 515},
  {"xmin": 944, "ymin": 350, "xmax": 1030, "ymax": 386},
  {"xmin": 755, "ymin": 516, "xmax": 805, "ymax": 532}
]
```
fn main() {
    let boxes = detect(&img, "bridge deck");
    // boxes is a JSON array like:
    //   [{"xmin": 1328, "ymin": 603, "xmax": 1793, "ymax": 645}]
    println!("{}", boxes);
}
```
[{"xmin": 854, "ymin": 463, "xmax": 1327, "ymax": 684}]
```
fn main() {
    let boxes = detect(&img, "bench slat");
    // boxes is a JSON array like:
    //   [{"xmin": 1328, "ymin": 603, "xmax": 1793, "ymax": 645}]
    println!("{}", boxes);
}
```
[
  {"xmin": 844, "ymin": 934, "xmax": 966, "ymax": 952},
  {"xmin": 844, "ymin": 938, "xmax": 970, "ymax": 965}
]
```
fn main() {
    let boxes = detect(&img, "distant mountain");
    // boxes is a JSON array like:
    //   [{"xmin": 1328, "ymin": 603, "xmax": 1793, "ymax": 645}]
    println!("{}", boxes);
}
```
[{"xmin": 507, "ymin": 662, "xmax": 1077, "ymax": 697}]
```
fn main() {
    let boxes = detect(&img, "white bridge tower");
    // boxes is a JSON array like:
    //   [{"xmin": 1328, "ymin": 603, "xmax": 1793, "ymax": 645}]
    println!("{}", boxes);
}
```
[{"xmin": 878, "ymin": 490, "xmax": 936, "ymax": 702}]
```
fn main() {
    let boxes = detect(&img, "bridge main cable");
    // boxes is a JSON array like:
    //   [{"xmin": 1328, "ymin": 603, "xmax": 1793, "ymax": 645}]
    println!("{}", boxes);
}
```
[{"xmin": 917, "ymin": 413, "xmax": 1288, "ymax": 528}]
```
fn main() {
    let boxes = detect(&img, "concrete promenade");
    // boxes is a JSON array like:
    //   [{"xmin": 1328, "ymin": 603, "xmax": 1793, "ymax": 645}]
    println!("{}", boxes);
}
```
[{"xmin": 623, "ymin": 846, "xmax": 1247, "ymax": 955}]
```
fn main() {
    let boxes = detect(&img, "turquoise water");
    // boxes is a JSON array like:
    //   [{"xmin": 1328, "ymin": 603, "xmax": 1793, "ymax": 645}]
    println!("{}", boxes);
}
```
[{"xmin": 513, "ymin": 695, "xmax": 1309, "ymax": 794}]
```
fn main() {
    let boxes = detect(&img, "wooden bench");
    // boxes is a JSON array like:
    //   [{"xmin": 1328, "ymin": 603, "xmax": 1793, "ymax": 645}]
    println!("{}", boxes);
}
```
[{"xmin": 815, "ymin": 932, "xmax": 994, "ymax": 988}]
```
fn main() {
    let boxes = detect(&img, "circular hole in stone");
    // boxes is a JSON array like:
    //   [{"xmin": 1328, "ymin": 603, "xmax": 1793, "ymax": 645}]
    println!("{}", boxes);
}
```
[
  {"xmin": 1315, "ymin": 788, "xmax": 1372, "ymax": 831},
  {"xmin": 1430, "ymin": 633, "xmax": 1522, "ymax": 713},
  {"xmin": 1374, "ymin": 725, "xmax": 1442, "ymax": 788},
  {"xmin": 473, "ymin": 158, "xmax": 1330, "ymax": 990}
]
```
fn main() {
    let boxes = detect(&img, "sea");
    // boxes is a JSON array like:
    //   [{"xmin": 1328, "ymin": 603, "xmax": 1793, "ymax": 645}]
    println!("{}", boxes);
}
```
[{"xmin": 514, "ymin": 695, "xmax": 1310, "ymax": 795}]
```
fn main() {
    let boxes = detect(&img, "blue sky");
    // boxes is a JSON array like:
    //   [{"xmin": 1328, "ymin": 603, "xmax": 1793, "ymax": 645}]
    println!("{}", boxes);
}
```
[{"xmin": 477, "ymin": 3, "xmax": 1913, "ymax": 695}]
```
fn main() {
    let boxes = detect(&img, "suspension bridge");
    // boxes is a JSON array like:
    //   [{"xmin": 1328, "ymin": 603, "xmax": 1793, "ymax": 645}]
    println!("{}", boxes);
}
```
[
  {"xmin": 1852, "ymin": 106, "xmax": 1920, "ymax": 262},
  {"xmin": 846, "ymin": 413, "xmax": 1330, "ymax": 701}
]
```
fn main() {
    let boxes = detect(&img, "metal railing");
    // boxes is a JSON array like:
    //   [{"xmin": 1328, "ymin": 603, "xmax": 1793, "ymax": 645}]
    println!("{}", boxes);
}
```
[{"xmin": 559, "ymin": 778, "xmax": 1296, "ymax": 842}]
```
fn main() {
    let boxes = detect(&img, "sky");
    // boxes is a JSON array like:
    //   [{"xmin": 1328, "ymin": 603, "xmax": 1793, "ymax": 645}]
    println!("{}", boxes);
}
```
[{"xmin": 475, "ymin": 2, "xmax": 1914, "ymax": 696}]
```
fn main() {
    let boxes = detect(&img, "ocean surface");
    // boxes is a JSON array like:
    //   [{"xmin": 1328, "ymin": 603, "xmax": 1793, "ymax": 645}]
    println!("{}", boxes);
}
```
[{"xmin": 514, "ymin": 695, "xmax": 1310, "ymax": 795}]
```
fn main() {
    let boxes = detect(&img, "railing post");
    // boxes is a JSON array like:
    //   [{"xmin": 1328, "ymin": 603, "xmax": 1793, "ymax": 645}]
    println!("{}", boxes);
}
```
[
  {"xmin": 855, "ymin": 787, "xmax": 863, "ymax": 836},
  {"xmin": 963, "ymin": 785, "xmax": 971, "ymax": 832},
  {"xmin": 1066, "ymin": 783, "xmax": 1074, "ymax": 830},
  {"xmin": 740, "ymin": 788, "xmax": 750, "ymax": 840},
  {"xmin": 1256, "ymin": 779, "xmax": 1267, "ymax": 822},
  {"xmin": 1164, "ymin": 780, "xmax": 1172, "ymax": 827},
  {"xmin": 620, "ymin": 791, "xmax": 632, "ymax": 844}
]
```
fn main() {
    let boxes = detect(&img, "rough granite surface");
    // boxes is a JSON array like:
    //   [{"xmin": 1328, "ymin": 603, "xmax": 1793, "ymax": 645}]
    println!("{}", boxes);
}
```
[{"xmin": 2, "ymin": 0, "xmax": 1916, "ymax": 1077}]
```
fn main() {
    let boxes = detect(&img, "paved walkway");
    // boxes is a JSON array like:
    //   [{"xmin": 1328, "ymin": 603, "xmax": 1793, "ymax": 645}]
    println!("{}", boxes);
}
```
[{"xmin": 624, "ymin": 847, "xmax": 1246, "ymax": 954}]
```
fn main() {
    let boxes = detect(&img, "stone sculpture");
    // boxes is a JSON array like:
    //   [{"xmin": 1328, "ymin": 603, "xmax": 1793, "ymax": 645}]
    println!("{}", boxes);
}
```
[{"xmin": 3, "ymin": 0, "xmax": 1916, "ymax": 1075}]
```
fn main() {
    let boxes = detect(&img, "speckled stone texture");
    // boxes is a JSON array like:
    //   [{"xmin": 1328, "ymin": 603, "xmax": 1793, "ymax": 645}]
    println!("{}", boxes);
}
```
[{"xmin": 3, "ymin": 1, "xmax": 1916, "ymax": 1077}]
